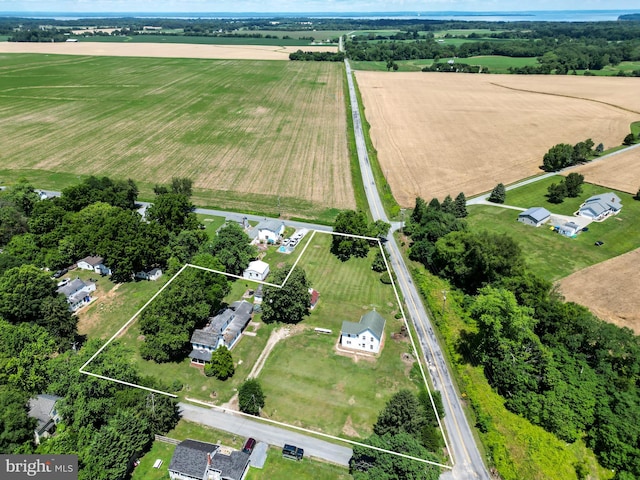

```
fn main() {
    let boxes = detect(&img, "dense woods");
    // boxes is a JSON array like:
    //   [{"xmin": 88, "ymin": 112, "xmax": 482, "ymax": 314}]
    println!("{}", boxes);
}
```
[{"xmin": 405, "ymin": 196, "xmax": 640, "ymax": 479}]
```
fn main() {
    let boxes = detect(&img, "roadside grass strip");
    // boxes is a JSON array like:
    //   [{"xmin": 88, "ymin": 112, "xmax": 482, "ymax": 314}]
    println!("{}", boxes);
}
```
[{"xmin": 79, "ymin": 230, "xmax": 452, "ymax": 471}]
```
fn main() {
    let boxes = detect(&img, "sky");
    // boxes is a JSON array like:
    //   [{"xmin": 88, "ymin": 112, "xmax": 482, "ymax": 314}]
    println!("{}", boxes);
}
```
[{"xmin": 1, "ymin": 0, "xmax": 640, "ymax": 14}]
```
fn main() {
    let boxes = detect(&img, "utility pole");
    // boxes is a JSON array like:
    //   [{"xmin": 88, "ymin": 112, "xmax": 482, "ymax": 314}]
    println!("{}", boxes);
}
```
[{"xmin": 442, "ymin": 290, "xmax": 448, "ymax": 316}]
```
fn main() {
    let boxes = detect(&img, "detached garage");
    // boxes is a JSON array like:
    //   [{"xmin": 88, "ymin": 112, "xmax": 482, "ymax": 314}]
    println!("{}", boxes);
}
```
[
  {"xmin": 243, "ymin": 260, "xmax": 270, "ymax": 281},
  {"xmin": 518, "ymin": 207, "xmax": 551, "ymax": 227}
]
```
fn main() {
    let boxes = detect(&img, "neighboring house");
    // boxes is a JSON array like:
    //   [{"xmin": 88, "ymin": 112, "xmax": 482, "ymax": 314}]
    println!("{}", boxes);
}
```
[
  {"xmin": 168, "ymin": 439, "xmax": 250, "ymax": 480},
  {"xmin": 243, "ymin": 260, "xmax": 270, "ymax": 281},
  {"xmin": 57, "ymin": 278, "xmax": 96, "ymax": 311},
  {"xmin": 518, "ymin": 207, "xmax": 551, "ymax": 227},
  {"xmin": 135, "ymin": 268, "xmax": 162, "ymax": 281},
  {"xmin": 257, "ymin": 220, "xmax": 285, "ymax": 243},
  {"xmin": 28, "ymin": 394, "xmax": 62, "ymax": 445},
  {"xmin": 77, "ymin": 256, "xmax": 111, "ymax": 276},
  {"xmin": 189, "ymin": 300, "xmax": 253, "ymax": 364},
  {"xmin": 340, "ymin": 310, "xmax": 386, "ymax": 354},
  {"xmin": 309, "ymin": 288, "xmax": 320, "ymax": 310},
  {"xmin": 558, "ymin": 221, "xmax": 581, "ymax": 237},
  {"xmin": 578, "ymin": 192, "xmax": 622, "ymax": 220}
]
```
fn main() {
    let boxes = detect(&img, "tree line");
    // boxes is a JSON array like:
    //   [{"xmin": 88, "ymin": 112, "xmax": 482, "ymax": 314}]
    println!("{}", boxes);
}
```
[{"xmin": 405, "ymin": 193, "xmax": 640, "ymax": 479}]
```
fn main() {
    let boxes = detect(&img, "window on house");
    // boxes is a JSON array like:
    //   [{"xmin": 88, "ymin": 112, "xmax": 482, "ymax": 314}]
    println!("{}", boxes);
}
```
[
  {"xmin": 370, "ymin": 336, "xmax": 373, "ymax": 342},
  {"xmin": 347, "ymin": 340, "xmax": 351, "ymax": 345},
  {"xmin": 370, "ymin": 345, "xmax": 373, "ymax": 350}
]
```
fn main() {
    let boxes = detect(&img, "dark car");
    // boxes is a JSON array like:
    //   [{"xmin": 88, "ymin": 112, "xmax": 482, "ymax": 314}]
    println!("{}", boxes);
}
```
[
  {"xmin": 52, "ymin": 268, "xmax": 68, "ymax": 278},
  {"xmin": 282, "ymin": 444, "xmax": 304, "ymax": 461},
  {"xmin": 594, "ymin": 241, "xmax": 604, "ymax": 246},
  {"xmin": 242, "ymin": 437, "xmax": 256, "ymax": 455}
]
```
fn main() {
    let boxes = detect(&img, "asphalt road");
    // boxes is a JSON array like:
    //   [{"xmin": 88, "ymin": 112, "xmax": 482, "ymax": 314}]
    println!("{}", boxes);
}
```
[
  {"xmin": 344, "ymin": 59, "xmax": 491, "ymax": 480},
  {"xmin": 178, "ymin": 402, "xmax": 352, "ymax": 466}
]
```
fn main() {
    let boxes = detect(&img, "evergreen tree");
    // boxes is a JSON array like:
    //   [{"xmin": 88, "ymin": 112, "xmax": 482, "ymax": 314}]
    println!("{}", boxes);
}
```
[
  {"xmin": 488, "ymin": 183, "xmax": 506, "ymax": 204},
  {"xmin": 453, "ymin": 192, "xmax": 468, "ymax": 218}
]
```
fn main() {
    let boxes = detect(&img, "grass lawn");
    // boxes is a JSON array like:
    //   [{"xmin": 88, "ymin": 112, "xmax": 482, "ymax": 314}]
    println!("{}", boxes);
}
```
[
  {"xmin": 196, "ymin": 213, "xmax": 226, "ymax": 239},
  {"xmin": 465, "ymin": 55, "xmax": 539, "ymax": 73},
  {"xmin": 468, "ymin": 181, "xmax": 640, "ymax": 280},
  {"xmin": 257, "ymin": 233, "xmax": 418, "ymax": 438},
  {"xmin": 246, "ymin": 446, "xmax": 352, "ymax": 480}
]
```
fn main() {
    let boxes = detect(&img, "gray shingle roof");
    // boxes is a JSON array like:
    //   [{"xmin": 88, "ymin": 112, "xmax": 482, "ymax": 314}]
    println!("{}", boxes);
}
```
[
  {"xmin": 28, "ymin": 394, "xmax": 61, "ymax": 432},
  {"xmin": 191, "ymin": 329, "xmax": 219, "ymax": 347},
  {"xmin": 79, "ymin": 255, "xmax": 104, "ymax": 267},
  {"xmin": 168, "ymin": 439, "xmax": 216, "ymax": 479},
  {"xmin": 341, "ymin": 310, "xmax": 386, "ymax": 339},
  {"xmin": 57, "ymin": 278, "xmax": 87, "ymax": 297},
  {"xmin": 258, "ymin": 220, "xmax": 284, "ymax": 234},
  {"xmin": 189, "ymin": 349, "xmax": 212, "ymax": 362},
  {"xmin": 168, "ymin": 440, "xmax": 250, "ymax": 480},
  {"xmin": 584, "ymin": 192, "xmax": 622, "ymax": 210}
]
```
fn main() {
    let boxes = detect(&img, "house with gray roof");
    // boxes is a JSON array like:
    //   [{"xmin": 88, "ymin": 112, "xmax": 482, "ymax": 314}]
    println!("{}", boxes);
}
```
[
  {"xmin": 257, "ymin": 220, "xmax": 285, "ymax": 243},
  {"xmin": 56, "ymin": 278, "xmax": 96, "ymax": 312},
  {"xmin": 340, "ymin": 310, "xmax": 386, "ymax": 354},
  {"xmin": 77, "ymin": 255, "xmax": 111, "ymax": 276},
  {"xmin": 558, "ymin": 221, "xmax": 582, "ymax": 237},
  {"xmin": 189, "ymin": 300, "xmax": 253, "ymax": 365},
  {"xmin": 518, "ymin": 207, "xmax": 551, "ymax": 227},
  {"xmin": 28, "ymin": 394, "xmax": 62, "ymax": 445},
  {"xmin": 168, "ymin": 439, "xmax": 250, "ymax": 480},
  {"xmin": 578, "ymin": 192, "xmax": 622, "ymax": 221}
]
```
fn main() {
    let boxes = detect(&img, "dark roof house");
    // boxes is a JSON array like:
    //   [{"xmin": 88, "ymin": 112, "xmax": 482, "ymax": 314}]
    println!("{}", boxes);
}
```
[
  {"xmin": 168, "ymin": 439, "xmax": 250, "ymax": 480},
  {"xmin": 28, "ymin": 394, "xmax": 62, "ymax": 445}
]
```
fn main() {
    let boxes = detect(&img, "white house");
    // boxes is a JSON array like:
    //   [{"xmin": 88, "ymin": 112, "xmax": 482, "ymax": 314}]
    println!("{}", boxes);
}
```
[
  {"xmin": 518, "ymin": 207, "xmax": 551, "ymax": 227},
  {"xmin": 57, "ymin": 278, "xmax": 96, "ymax": 311},
  {"xmin": 243, "ymin": 260, "xmax": 270, "ymax": 281},
  {"xmin": 340, "ymin": 310, "xmax": 386, "ymax": 354},
  {"xmin": 578, "ymin": 192, "xmax": 623, "ymax": 220},
  {"xmin": 168, "ymin": 439, "xmax": 250, "ymax": 480},
  {"xmin": 28, "ymin": 394, "xmax": 62, "ymax": 445},
  {"xmin": 257, "ymin": 220, "xmax": 285, "ymax": 243},
  {"xmin": 77, "ymin": 256, "xmax": 111, "ymax": 276},
  {"xmin": 135, "ymin": 268, "xmax": 162, "ymax": 281}
]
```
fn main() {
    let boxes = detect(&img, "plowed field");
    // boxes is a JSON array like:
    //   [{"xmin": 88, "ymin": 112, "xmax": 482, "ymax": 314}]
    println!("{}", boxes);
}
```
[
  {"xmin": 0, "ymin": 54, "xmax": 353, "ymax": 217},
  {"xmin": 355, "ymin": 72, "xmax": 640, "ymax": 206},
  {"xmin": 558, "ymin": 248, "xmax": 640, "ymax": 334}
]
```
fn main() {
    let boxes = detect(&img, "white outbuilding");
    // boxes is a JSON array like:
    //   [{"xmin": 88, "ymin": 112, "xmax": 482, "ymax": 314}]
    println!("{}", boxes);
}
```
[{"xmin": 242, "ymin": 260, "xmax": 270, "ymax": 281}]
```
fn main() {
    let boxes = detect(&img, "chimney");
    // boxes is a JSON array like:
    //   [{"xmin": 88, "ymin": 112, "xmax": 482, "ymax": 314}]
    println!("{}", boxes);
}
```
[{"xmin": 207, "ymin": 452, "xmax": 211, "ymax": 466}]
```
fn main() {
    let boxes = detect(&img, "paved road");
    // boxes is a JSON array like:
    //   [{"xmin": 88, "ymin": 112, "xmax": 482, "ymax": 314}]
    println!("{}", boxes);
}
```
[
  {"xmin": 178, "ymin": 402, "xmax": 352, "ymax": 466},
  {"xmin": 345, "ymin": 59, "xmax": 491, "ymax": 480}
]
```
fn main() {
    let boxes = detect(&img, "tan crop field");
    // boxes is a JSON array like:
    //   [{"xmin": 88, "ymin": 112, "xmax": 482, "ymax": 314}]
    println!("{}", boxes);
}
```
[
  {"xmin": 0, "ymin": 41, "xmax": 336, "ymax": 61},
  {"xmin": 558, "ymin": 248, "xmax": 640, "ymax": 334},
  {"xmin": 355, "ymin": 71, "xmax": 640, "ymax": 206},
  {"xmin": 567, "ymin": 146, "xmax": 640, "ymax": 194},
  {"xmin": 0, "ymin": 53, "xmax": 353, "ymax": 220}
]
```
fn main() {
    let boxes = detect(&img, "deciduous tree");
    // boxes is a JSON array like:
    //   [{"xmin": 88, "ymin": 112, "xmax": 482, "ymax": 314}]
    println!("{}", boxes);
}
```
[
  {"xmin": 208, "ymin": 222, "xmax": 257, "ymax": 275},
  {"xmin": 261, "ymin": 266, "xmax": 310, "ymax": 324},
  {"xmin": 204, "ymin": 346, "xmax": 234, "ymax": 380},
  {"xmin": 238, "ymin": 379, "xmax": 265, "ymax": 416}
]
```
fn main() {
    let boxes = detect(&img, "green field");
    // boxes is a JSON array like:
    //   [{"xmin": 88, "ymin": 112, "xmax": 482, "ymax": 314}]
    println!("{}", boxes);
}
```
[
  {"xmin": 0, "ymin": 53, "xmax": 353, "ymax": 222},
  {"xmin": 467, "ymin": 180, "xmax": 640, "ymax": 280},
  {"xmin": 77, "ymin": 34, "xmax": 312, "ymax": 46},
  {"xmin": 258, "ymin": 233, "xmax": 419, "ymax": 438},
  {"xmin": 464, "ymin": 55, "xmax": 539, "ymax": 72}
]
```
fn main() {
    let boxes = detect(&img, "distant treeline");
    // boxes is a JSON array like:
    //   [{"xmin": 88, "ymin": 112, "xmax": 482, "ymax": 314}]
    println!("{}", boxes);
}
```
[{"xmin": 288, "ymin": 50, "xmax": 345, "ymax": 61}]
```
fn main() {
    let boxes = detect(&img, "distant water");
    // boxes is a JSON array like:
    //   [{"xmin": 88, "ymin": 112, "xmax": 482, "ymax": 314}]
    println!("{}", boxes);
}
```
[{"xmin": 0, "ymin": 10, "xmax": 638, "ymax": 22}]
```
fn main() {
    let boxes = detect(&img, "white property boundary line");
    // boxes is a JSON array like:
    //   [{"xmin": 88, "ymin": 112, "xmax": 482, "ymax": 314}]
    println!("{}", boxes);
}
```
[{"xmin": 79, "ymin": 229, "xmax": 452, "ymax": 471}]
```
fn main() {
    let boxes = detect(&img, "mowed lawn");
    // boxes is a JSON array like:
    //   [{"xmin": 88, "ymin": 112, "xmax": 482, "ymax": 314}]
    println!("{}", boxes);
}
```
[
  {"xmin": 468, "ymin": 180, "xmax": 640, "ymax": 280},
  {"xmin": 258, "ymin": 233, "xmax": 419, "ymax": 438},
  {"xmin": 0, "ymin": 54, "xmax": 354, "ymax": 221}
]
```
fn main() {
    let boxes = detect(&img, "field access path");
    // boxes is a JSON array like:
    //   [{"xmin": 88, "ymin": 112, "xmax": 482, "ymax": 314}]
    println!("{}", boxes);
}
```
[{"xmin": 345, "ymin": 59, "xmax": 491, "ymax": 480}]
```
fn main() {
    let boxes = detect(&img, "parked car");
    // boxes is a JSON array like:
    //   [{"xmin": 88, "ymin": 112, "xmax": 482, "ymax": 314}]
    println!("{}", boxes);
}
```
[
  {"xmin": 242, "ymin": 437, "xmax": 256, "ymax": 455},
  {"xmin": 52, "ymin": 268, "xmax": 68, "ymax": 278},
  {"xmin": 282, "ymin": 444, "xmax": 304, "ymax": 461},
  {"xmin": 594, "ymin": 241, "xmax": 604, "ymax": 246}
]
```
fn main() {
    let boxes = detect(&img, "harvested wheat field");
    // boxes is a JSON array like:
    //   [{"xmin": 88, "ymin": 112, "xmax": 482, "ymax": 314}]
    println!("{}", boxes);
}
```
[
  {"xmin": 0, "ymin": 54, "xmax": 352, "ymax": 218},
  {"xmin": 558, "ymin": 248, "xmax": 640, "ymax": 334},
  {"xmin": 566, "ymin": 145, "xmax": 640, "ymax": 194},
  {"xmin": 355, "ymin": 71, "xmax": 640, "ymax": 206},
  {"xmin": 0, "ymin": 41, "xmax": 336, "ymax": 61}
]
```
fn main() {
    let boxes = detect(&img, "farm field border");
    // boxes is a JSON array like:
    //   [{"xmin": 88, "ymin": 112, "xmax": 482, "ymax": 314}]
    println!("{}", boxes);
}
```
[{"xmin": 79, "ymin": 230, "xmax": 452, "ymax": 471}]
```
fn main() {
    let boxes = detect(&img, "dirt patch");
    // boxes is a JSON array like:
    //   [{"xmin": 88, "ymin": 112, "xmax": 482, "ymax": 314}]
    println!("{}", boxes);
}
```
[
  {"xmin": 567, "ymin": 146, "xmax": 640, "ymax": 194},
  {"xmin": 0, "ymin": 41, "xmax": 337, "ymax": 61},
  {"xmin": 247, "ymin": 325, "xmax": 304, "ymax": 379},
  {"xmin": 355, "ymin": 71, "xmax": 640, "ymax": 205},
  {"xmin": 557, "ymin": 248, "xmax": 640, "ymax": 334},
  {"xmin": 76, "ymin": 283, "xmax": 121, "ymax": 337},
  {"xmin": 342, "ymin": 415, "xmax": 361, "ymax": 438}
]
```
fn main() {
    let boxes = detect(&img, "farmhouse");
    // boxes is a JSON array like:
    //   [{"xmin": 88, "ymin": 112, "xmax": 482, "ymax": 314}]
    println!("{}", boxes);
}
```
[
  {"xmin": 28, "ymin": 394, "xmax": 62, "ymax": 445},
  {"xmin": 189, "ymin": 300, "xmax": 253, "ymax": 364},
  {"xmin": 518, "ymin": 207, "xmax": 551, "ymax": 227},
  {"xmin": 340, "ymin": 310, "xmax": 386, "ymax": 354},
  {"xmin": 77, "ymin": 256, "xmax": 111, "ymax": 276},
  {"xmin": 168, "ymin": 439, "xmax": 250, "ymax": 480},
  {"xmin": 578, "ymin": 192, "xmax": 622, "ymax": 221},
  {"xmin": 257, "ymin": 220, "xmax": 285, "ymax": 243},
  {"xmin": 57, "ymin": 278, "xmax": 96, "ymax": 311},
  {"xmin": 243, "ymin": 260, "xmax": 270, "ymax": 281}
]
